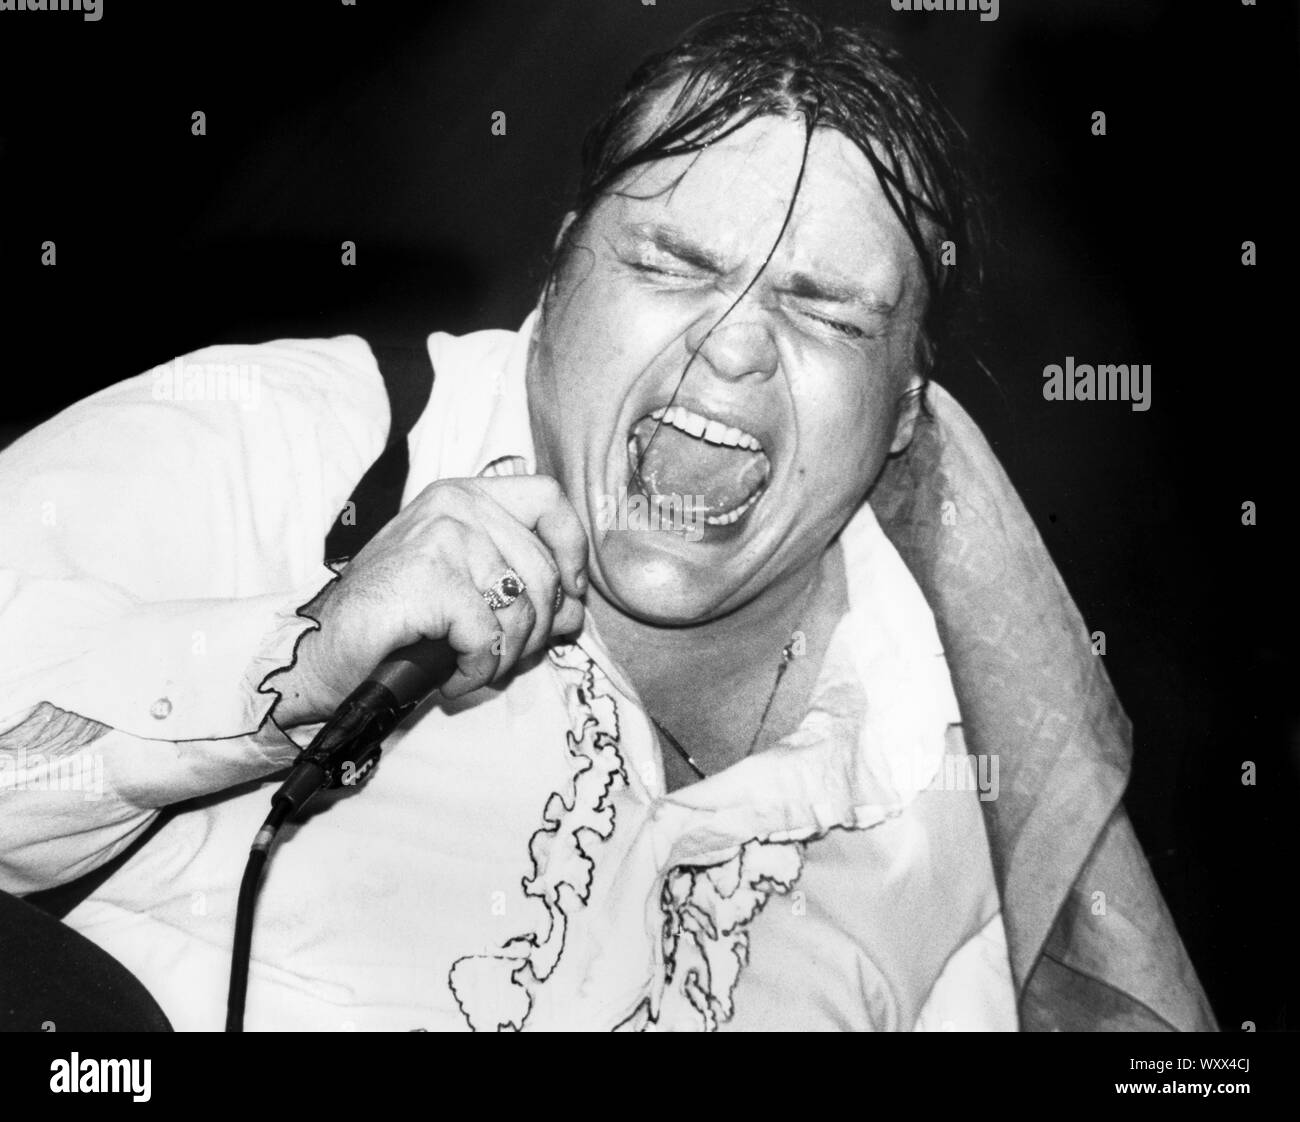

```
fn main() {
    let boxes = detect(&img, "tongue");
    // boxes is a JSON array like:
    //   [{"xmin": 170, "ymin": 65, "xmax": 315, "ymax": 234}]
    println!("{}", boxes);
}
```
[{"xmin": 631, "ymin": 417, "xmax": 769, "ymax": 516}]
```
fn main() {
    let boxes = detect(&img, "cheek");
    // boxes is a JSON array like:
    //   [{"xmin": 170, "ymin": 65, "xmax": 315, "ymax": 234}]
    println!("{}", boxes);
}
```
[
  {"xmin": 789, "ymin": 360, "xmax": 902, "ymax": 496},
  {"xmin": 545, "ymin": 267, "xmax": 680, "ymax": 401},
  {"xmin": 533, "ymin": 273, "xmax": 686, "ymax": 493}
]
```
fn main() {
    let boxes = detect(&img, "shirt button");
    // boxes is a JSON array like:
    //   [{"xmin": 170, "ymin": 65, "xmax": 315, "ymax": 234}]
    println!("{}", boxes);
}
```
[{"xmin": 150, "ymin": 697, "xmax": 173, "ymax": 720}]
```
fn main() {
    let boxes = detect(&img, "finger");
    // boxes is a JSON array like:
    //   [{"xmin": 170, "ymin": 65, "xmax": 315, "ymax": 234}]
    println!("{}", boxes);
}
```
[
  {"xmin": 461, "ymin": 540, "xmax": 538, "ymax": 681},
  {"xmin": 540, "ymin": 575, "xmax": 584, "ymax": 642},
  {"xmin": 551, "ymin": 589, "xmax": 586, "ymax": 637},
  {"xmin": 479, "ymin": 476, "xmax": 590, "ymax": 597},
  {"xmin": 432, "ymin": 524, "xmax": 537, "ymax": 694},
  {"xmin": 473, "ymin": 510, "xmax": 563, "ymax": 658},
  {"xmin": 434, "ymin": 569, "xmax": 504, "ymax": 700},
  {"xmin": 507, "ymin": 542, "xmax": 561, "ymax": 658}
]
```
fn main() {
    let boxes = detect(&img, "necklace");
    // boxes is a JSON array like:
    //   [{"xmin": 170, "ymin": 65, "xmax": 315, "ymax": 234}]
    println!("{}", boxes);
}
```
[{"xmin": 649, "ymin": 575, "xmax": 817, "ymax": 782}]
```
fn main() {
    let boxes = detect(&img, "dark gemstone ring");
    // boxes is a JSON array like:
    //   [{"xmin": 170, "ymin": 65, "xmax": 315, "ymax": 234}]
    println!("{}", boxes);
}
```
[{"xmin": 481, "ymin": 568, "xmax": 526, "ymax": 611}]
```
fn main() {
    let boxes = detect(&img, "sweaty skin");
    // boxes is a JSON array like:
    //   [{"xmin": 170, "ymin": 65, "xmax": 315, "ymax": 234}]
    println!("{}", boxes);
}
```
[{"xmin": 526, "ymin": 113, "xmax": 930, "ymax": 775}]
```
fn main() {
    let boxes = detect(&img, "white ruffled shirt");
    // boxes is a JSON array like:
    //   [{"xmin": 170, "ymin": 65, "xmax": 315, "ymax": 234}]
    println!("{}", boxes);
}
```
[{"xmin": 0, "ymin": 312, "xmax": 1016, "ymax": 1031}]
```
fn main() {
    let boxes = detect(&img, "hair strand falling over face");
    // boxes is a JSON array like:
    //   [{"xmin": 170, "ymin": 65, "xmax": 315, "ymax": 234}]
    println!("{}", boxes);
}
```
[
  {"xmin": 620, "ymin": 105, "xmax": 819, "ymax": 537},
  {"xmin": 546, "ymin": 1, "xmax": 985, "ymax": 386}
]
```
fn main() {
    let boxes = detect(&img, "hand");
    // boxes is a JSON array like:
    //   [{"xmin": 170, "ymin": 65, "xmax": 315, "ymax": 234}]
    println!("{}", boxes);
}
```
[{"xmin": 271, "ymin": 475, "xmax": 589, "ymax": 726}]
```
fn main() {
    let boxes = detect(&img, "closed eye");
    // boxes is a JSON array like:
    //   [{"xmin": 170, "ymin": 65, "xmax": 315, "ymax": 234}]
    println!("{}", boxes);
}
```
[
  {"xmin": 630, "ymin": 260, "xmax": 697, "ymax": 279},
  {"xmin": 801, "ymin": 310, "xmax": 866, "ymax": 339}
]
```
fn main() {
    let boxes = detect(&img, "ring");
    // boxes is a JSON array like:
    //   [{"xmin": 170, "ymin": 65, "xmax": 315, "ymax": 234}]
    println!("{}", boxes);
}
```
[{"xmin": 481, "ymin": 567, "xmax": 526, "ymax": 611}]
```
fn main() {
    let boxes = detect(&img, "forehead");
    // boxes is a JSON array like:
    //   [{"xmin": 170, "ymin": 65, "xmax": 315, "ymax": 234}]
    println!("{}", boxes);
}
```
[{"xmin": 601, "ymin": 111, "xmax": 921, "ymax": 297}]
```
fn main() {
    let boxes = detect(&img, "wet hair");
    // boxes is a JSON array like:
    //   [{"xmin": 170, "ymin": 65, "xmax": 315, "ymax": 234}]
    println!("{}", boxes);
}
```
[{"xmin": 545, "ymin": 0, "xmax": 983, "ymax": 380}]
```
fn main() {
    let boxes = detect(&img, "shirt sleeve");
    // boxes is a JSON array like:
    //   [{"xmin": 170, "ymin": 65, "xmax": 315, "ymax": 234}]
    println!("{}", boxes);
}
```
[{"xmin": 0, "ymin": 335, "xmax": 390, "ymax": 892}]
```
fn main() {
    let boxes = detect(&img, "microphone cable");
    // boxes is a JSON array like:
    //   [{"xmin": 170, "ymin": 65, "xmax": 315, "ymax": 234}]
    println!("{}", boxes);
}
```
[{"xmin": 225, "ymin": 640, "xmax": 458, "ymax": 1031}]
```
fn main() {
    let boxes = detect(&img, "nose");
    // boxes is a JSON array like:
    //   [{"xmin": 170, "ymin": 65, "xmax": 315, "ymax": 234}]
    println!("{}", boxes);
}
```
[{"xmin": 683, "ymin": 299, "xmax": 779, "ymax": 386}]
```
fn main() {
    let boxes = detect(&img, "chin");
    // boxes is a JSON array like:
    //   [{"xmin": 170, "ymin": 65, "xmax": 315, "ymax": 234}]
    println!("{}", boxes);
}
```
[{"xmin": 593, "ymin": 538, "xmax": 739, "ymax": 626}]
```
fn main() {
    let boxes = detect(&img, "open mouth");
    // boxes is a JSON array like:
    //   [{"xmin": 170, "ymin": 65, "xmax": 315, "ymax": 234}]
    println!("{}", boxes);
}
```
[{"xmin": 625, "ymin": 403, "xmax": 772, "ymax": 528}]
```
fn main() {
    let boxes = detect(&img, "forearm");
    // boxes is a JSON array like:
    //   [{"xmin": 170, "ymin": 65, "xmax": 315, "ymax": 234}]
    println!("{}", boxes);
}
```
[
  {"xmin": 0, "ymin": 576, "xmax": 335, "ymax": 893},
  {"xmin": 0, "ymin": 715, "xmax": 304, "ymax": 895}
]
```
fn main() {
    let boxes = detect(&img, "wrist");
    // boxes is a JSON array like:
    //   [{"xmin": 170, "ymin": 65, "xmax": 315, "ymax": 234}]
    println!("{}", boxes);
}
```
[{"xmin": 266, "ymin": 619, "xmax": 339, "ymax": 728}]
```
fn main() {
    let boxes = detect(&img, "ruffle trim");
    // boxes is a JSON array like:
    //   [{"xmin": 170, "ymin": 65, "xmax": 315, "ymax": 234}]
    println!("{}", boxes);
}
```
[
  {"xmin": 249, "ymin": 566, "xmax": 339, "ymax": 719},
  {"xmin": 617, "ymin": 838, "xmax": 805, "ymax": 1032},
  {"xmin": 447, "ymin": 641, "xmax": 628, "ymax": 1030}
]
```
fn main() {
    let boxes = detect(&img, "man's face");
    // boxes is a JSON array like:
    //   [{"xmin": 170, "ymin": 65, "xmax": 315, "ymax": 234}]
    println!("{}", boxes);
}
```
[{"xmin": 527, "ymin": 112, "xmax": 927, "ymax": 625}]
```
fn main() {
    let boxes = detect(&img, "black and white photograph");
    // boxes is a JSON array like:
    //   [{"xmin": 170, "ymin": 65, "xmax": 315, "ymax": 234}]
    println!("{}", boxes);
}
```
[{"xmin": 0, "ymin": 0, "xmax": 1293, "ymax": 1081}]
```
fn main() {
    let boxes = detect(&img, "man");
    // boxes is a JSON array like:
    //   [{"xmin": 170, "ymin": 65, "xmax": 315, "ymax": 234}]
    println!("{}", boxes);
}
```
[{"xmin": 0, "ymin": 3, "xmax": 1214, "ymax": 1031}]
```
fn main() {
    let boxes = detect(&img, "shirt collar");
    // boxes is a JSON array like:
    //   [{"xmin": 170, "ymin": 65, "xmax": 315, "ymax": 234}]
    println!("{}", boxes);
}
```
[
  {"xmin": 472, "ymin": 307, "xmax": 539, "ymax": 480},
  {"xmin": 413, "ymin": 310, "xmax": 958, "ymax": 815},
  {"xmin": 408, "ymin": 307, "xmax": 541, "ymax": 497}
]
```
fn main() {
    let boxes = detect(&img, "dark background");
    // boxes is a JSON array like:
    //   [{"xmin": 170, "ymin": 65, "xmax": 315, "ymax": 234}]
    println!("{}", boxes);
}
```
[{"xmin": 0, "ymin": 0, "xmax": 1294, "ymax": 1030}]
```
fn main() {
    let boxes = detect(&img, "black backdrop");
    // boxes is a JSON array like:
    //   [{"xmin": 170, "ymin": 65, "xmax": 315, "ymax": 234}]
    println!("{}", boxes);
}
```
[{"xmin": 0, "ymin": 0, "xmax": 1295, "ymax": 1031}]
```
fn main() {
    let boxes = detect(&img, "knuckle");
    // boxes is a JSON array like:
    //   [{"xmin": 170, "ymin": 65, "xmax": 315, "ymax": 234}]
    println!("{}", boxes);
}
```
[
  {"xmin": 428, "ymin": 517, "xmax": 470, "ymax": 556},
  {"xmin": 440, "ymin": 478, "xmax": 478, "ymax": 501},
  {"xmin": 417, "ymin": 477, "xmax": 462, "ymax": 508}
]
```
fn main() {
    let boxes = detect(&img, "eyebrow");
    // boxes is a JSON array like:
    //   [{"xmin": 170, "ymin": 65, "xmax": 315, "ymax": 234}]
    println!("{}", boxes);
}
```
[
  {"xmin": 637, "ymin": 224, "xmax": 727, "ymax": 274},
  {"xmin": 630, "ymin": 223, "xmax": 897, "ymax": 316},
  {"xmin": 779, "ymin": 271, "xmax": 897, "ymax": 315}
]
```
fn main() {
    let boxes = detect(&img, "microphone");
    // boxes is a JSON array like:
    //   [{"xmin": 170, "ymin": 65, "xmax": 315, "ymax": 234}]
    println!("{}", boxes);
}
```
[
  {"xmin": 271, "ymin": 639, "xmax": 460, "ymax": 814},
  {"xmin": 228, "ymin": 639, "xmax": 459, "ymax": 1030},
  {"xmin": 365, "ymin": 637, "xmax": 463, "ymax": 708}
]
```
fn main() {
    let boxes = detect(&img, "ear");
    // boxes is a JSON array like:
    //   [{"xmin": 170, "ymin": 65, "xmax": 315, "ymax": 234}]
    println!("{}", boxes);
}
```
[
  {"xmin": 539, "ymin": 211, "xmax": 581, "ymax": 318},
  {"xmin": 889, "ymin": 375, "xmax": 925, "ymax": 455},
  {"xmin": 553, "ymin": 210, "xmax": 578, "ymax": 254}
]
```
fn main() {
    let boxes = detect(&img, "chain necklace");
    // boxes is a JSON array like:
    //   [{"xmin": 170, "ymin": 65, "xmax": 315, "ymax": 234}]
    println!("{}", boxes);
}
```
[{"xmin": 648, "ymin": 576, "xmax": 817, "ymax": 782}]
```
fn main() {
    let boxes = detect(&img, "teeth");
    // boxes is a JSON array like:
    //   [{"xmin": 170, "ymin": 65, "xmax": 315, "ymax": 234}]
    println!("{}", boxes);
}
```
[
  {"xmin": 645, "ymin": 404, "xmax": 763, "ymax": 451},
  {"xmin": 627, "ymin": 405, "xmax": 771, "ymax": 532},
  {"xmin": 704, "ymin": 485, "xmax": 765, "ymax": 525}
]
